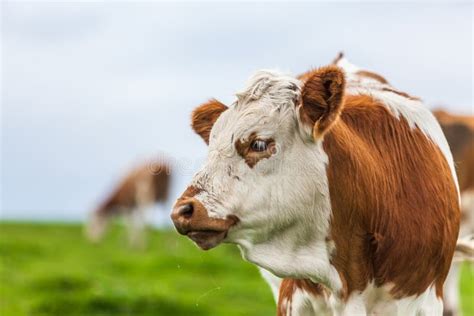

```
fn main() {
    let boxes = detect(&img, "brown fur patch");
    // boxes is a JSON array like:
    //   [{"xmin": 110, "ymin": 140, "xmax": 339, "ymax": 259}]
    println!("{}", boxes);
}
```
[
  {"xmin": 296, "ymin": 69, "xmax": 315, "ymax": 83},
  {"xmin": 235, "ymin": 133, "xmax": 276, "ymax": 168},
  {"xmin": 176, "ymin": 185, "xmax": 202, "ymax": 201},
  {"xmin": 299, "ymin": 66, "xmax": 346, "ymax": 138},
  {"xmin": 277, "ymin": 279, "xmax": 329, "ymax": 316},
  {"xmin": 356, "ymin": 70, "xmax": 389, "ymax": 84},
  {"xmin": 191, "ymin": 99, "xmax": 228, "ymax": 144},
  {"xmin": 381, "ymin": 87, "xmax": 420, "ymax": 101},
  {"xmin": 323, "ymin": 95, "xmax": 460, "ymax": 299}
]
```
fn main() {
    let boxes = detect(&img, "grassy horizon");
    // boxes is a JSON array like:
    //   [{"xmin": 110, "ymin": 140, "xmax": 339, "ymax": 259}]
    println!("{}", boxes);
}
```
[
  {"xmin": 0, "ymin": 222, "xmax": 274, "ymax": 316},
  {"xmin": 0, "ymin": 222, "xmax": 473, "ymax": 315}
]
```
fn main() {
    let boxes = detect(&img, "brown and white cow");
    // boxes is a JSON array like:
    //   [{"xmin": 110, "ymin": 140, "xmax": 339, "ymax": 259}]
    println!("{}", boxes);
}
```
[
  {"xmin": 87, "ymin": 161, "xmax": 170, "ymax": 247},
  {"xmin": 171, "ymin": 55, "xmax": 460, "ymax": 315},
  {"xmin": 265, "ymin": 63, "xmax": 474, "ymax": 316},
  {"xmin": 433, "ymin": 109, "xmax": 474, "ymax": 316}
]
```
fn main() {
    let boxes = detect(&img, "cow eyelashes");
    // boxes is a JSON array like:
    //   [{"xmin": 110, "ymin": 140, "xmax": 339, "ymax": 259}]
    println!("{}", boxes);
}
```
[{"xmin": 250, "ymin": 139, "xmax": 268, "ymax": 152}]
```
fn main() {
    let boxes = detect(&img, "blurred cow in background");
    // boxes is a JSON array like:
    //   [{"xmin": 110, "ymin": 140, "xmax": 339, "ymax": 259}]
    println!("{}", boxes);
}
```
[
  {"xmin": 433, "ymin": 109, "xmax": 474, "ymax": 316},
  {"xmin": 86, "ymin": 160, "xmax": 171, "ymax": 248}
]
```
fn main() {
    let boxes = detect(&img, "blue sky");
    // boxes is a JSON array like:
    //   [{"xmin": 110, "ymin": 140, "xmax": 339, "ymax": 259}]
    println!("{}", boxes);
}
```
[{"xmin": 1, "ymin": 2, "xmax": 472, "ymax": 223}]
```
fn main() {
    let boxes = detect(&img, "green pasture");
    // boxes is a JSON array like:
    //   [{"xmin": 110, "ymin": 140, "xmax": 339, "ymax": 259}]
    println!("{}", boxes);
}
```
[{"xmin": 0, "ymin": 223, "xmax": 472, "ymax": 316}]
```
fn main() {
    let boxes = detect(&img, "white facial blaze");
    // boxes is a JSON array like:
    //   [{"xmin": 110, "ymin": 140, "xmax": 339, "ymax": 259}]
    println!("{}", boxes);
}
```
[{"xmin": 189, "ymin": 70, "xmax": 342, "ymax": 292}]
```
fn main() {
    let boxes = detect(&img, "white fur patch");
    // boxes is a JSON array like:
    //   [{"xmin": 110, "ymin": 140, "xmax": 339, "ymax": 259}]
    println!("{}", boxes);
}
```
[
  {"xmin": 340, "ymin": 293, "xmax": 367, "ymax": 316},
  {"xmin": 336, "ymin": 57, "xmax": 360, "ymax": 74},
  {"xmin": 444, "ymin": 263, "xmax": 460, "ymax": 315},
  {"xmin": 396, "ymin": 286, "xmax": 443, "ymax": 316},
  {"xmin": 258, "ymin": 267, "xmax": 282, "ymax": 303},
  {"xmin": 328, "ymin": 283, "xmax": 443, "ymax": 315},
  {"xmin": 231, "ymin": 139, "xmax": 342, "ymax": 293},
  {"xmin": 235, "ymin": 69, "xmax": 301, "ymax": 109},
  {"xmin": 289, "ymin": 288, "xmax": 332, "ymax": 316}
]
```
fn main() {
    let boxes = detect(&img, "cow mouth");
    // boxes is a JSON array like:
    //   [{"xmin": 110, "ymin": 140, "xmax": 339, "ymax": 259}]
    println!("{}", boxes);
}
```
[{"xmin": 186, "ymin": 230, "xmax": 228, "ymax": 250}]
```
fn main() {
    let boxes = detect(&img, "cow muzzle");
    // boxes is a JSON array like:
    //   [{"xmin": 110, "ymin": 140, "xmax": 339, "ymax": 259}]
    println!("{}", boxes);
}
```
[{"xmin": 171, "ymin": 197, "xmax": 239, "ymax": 250}]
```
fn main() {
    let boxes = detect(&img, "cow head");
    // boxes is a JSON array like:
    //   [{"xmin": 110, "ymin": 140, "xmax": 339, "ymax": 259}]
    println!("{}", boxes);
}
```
[{"xmin": 171, "ymin": 67, "xmax": 345, "ymax": 255}]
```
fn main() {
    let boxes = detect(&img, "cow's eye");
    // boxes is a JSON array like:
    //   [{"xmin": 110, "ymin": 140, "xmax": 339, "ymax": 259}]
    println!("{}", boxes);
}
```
[{"xmin": 250, "ymin": 139, "xmax": 268, "ymax": 152}]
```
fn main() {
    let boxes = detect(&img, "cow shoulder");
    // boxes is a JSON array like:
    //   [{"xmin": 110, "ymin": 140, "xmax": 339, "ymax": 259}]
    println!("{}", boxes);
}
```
[{"xmin": 323, "ymin": 95, "xmax": 460, "ymax": 298}]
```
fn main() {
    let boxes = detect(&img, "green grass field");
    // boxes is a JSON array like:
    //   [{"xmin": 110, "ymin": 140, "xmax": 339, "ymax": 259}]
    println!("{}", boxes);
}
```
[{"xmin": 0, "ymin": 222, "xmax": 473, "ymax": 316}]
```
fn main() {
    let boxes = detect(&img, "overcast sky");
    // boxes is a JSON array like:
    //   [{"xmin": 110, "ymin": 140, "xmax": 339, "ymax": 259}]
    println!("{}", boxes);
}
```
[{"xmin": 1, "ymin": 2, "xmax": 472, "ymax": 223}]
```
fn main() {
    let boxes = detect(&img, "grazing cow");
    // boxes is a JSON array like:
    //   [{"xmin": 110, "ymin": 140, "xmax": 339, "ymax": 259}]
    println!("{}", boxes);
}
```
[
  {"xmin": 87, "ymin": 161, "xmax": 170, "ymax": 247},
  {"xmin": 171, "ymin": 54, "xmax": 460, "ymax": 315},
  {"xmin": 433, "ymin": 109, "xmax": 474, "ymax": 316}
]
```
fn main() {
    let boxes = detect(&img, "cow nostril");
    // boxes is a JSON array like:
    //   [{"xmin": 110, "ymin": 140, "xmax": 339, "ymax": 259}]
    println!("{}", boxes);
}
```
[{"xmin": 178, "ymin": 203, "xmax": 194, "ymax": 219}]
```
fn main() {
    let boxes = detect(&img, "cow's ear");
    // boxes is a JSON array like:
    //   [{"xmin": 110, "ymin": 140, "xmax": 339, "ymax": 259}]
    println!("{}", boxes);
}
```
[
  {"xmin": 191, "ymin": 99, "xmax": 228, "ymax": 145},
  {"xmin": 299, "ymin": 66, "xmax": 345, "ymax": 139}
]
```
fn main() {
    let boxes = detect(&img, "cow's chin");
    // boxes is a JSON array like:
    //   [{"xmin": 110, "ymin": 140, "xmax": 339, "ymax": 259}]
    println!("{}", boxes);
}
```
[{"xmin": 187, "ymin": 230, "xmax": 228, "ymax": 250}]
